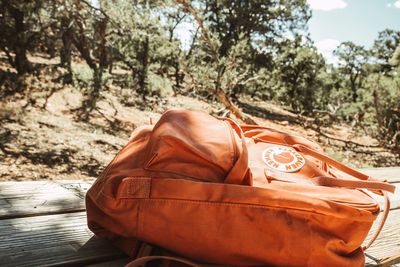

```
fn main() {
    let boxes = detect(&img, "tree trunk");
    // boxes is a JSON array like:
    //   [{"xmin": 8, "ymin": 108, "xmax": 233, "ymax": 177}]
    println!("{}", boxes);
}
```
[
  {"xmin": 138, "ymin": 36, "xmax": 149, "ymax": 100},
  {"xmin": 288, "ymin": 85, "xmax": 297, "ymax": 111},
  {"xmin": 84, "ymin": 16, "xmax": 108, "ymax": 117},
  {"xmin": 92, "ymin": 67, "xmax": 102, "ymax": 104},
  {"xmin": 14, "ymin": 46, "xmax": 31, "ymax": 75},
  {"xmin": 72, "ymin": 11, "xmax": 108, "ymax": 119},
  {"xmin": 350, "ymin": 74, "xmax": 358, "ymax": 102},
  {"xmin": 351, "ymin": 84, "xmax": 357, "ymax": 102},
  {"xmin": 216, "ymin": 88, "xmax": 257, "ymax": 125},
  {"xmin": 9, "ymin": 5, "xmax": 32, "ymax": 75},
  {"xmin": 60, "ymin": 18, "xmax": 73, "ymax": 83},
  {"xmin": 173, "ymin": 60, "xmax": 181, "ymax": 96},
  {"xmin": 60, "ymin": 21, "xmax": 72, "ymax": 66}
]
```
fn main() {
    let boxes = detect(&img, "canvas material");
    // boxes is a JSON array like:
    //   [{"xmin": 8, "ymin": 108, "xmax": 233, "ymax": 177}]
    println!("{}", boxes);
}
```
[{"xmin": 86, "ymin": 109, "xmax": 394, "ymax": 267}]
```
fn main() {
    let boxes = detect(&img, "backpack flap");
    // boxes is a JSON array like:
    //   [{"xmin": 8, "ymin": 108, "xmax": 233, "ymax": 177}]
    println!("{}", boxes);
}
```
[{"xmin": 143, "ymin": 110, "xmax": 251, "ymax": 185}]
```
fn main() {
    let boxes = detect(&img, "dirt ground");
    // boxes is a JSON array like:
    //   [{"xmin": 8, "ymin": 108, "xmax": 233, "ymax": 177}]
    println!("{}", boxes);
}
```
[{"xmin": 1, "ymin": 58, "xmax": 399, "ymax": 182}]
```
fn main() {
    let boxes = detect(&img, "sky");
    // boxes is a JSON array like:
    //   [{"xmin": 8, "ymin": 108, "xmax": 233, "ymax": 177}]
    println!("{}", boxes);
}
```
[{"xmin": 308, "ymin": 0, "xmax": 400, "ymax": 64}]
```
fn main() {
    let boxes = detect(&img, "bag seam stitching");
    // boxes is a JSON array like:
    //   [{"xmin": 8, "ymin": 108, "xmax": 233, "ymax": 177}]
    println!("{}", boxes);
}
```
[{"xmin": 124, "ymin": 198, "xmax": 376, "ymax": 221}]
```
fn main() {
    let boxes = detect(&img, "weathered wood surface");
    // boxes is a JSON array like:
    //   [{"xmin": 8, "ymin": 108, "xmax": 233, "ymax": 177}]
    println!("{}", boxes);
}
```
[
  {"xmin": 0, "ymin": 180, "xmax": 128, "ymax": 267},
  {"xmin": 0, "ymin": 180, "xmax": 90, "ymax": 219},
  {"xmin": 365, "ymin": 208, "xmax": 400, "ymax": 266},
  {"xmin": 356, "ymin": 168, "xmax": 400, "ymax": 210},
  {"xmin": 353, "ymin": 168, "xmax": 400, "ymax": 266},
  {"xmin": 0, "ymin": 167, "xmax": 399, "ymax": 266},
  {"xmin": 0, "ymin": 212, "xmax": 126, "ymax": 267},
  {"xmin": 361, "ymin": 168, "xmax": 400, "ymax": 183}
]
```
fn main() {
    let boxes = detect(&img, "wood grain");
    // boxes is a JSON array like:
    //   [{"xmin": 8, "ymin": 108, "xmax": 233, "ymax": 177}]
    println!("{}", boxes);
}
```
[
  {"xmin": 363, "ymin": 181, "xmax": 400, "ymax": 213},
  {"xmin": 360, "ymin": 168, "xmax": 400, "ymax": 183},
  {"xmin": 365, "ymin": 208, "xmax": 400, "ymax": 266},
  {"xmin": 0, "ymin": 180, "xmax": 90, "ymax": 219},
  {"xmin": 0, "ymin": 169, "xmax": 398, "ymax": 266},
  {"xmin": 0, "ymin": 211, "xmax": 125, "ymax": 267},
  {"xmin": 362, "ymin": 168, "xmax": 400, "ymax": 211},
  {"xmin": 339, "ymin": 168, "xmax": 400, "ymax": 211}
]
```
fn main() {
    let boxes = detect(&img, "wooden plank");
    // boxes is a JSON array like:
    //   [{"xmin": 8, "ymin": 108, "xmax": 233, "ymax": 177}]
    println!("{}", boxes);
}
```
[
  {"xmin": 0, "ymin": 211, "xmax": 125, "ymax": 267},
  {"xmin": 344, "ymin": 168, "xmax": 400, "ymax": 211},
  {"xmin": 365, "ymin": 208, "xmax": 400, "ymax": 266},
  {"xmin": 0, "ymin": 174, "xmax": 398, "ymax": 266},
  {"xmin": 360, "ymin": 167, "xmax": 400, "ymax": 183},
  {"xmin": 0, "ymin": 181, "xmax": 90, "ymax": 219},
  {"xmin": 368, "ymin": 182, "xmax": 400, "ymax": 211}
]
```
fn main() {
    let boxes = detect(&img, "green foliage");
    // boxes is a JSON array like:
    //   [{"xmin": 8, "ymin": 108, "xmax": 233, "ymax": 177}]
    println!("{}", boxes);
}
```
[
  {"xmin": 334, "ymin": 41, "xmax": 369, "ymax": 103},
  {"xmin": 274, "ymin": 37, "xmax": 325, "ymax": 113},
  {"xmin": 107, "ymin": 0, "xmax": 181, "ymax": 98},
  {"xmin": 185, "ymin": 33, "xmax": 257, "ymax": 100},
  {"xmin": 0, "ymin": 0, "xmax": 399, "ymax": 149},
  {"xmin": 148, "ymin": 73, "xmax": 174, "ymax": 97},
  {"xmin": 391, "ymin": 43, "xmax": 400, "ymax": 66},
  {"xmin": 0, "ymin": 0, "xmax": 46, "ymax": 73},
  {"xmin": 72, "ymin": 63, "xmax": 111, "ymax": 88},
  {"xmin": 372, "ymin": 29, "xmax": 400, "ymax": 74},
  {"xmin": 203, "ymin": 0, "xmax": 311, "ymax": 57},
  {"xmin": 369, "ymin": 74, "xmax": 400, "ymax": 147},
  {"xmin": 72, "ymin": 63, "xmax": 93, "ymax": 87}
]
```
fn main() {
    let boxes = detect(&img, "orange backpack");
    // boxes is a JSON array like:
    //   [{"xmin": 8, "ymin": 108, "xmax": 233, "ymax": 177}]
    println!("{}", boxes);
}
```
[{"xmin": 86, "ymin": 109, "xmax": 395, "ymax": 267}]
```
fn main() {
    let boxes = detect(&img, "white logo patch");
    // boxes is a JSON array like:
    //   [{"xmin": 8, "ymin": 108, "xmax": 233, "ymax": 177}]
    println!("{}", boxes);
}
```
[{"xmin": 262, "ymin": 146, "xmax": 305, "ymax": 173}]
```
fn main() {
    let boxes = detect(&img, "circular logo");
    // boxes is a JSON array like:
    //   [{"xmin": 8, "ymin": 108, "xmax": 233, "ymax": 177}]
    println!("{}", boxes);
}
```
[{"xmin": 262, "ymin": 146, "xmax": 305, "ymax": 173}]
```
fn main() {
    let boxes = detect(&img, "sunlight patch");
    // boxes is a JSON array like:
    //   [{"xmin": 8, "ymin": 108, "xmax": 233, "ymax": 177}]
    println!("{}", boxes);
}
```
[{"xmin": 308, "ymin": 0, "xmax": 348, "ymax": 11}]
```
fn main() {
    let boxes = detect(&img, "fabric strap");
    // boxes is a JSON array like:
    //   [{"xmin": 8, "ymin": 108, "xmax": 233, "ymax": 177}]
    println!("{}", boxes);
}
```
[
  {"xmin": 311, "ymin": 176, "xmax": 395, "ymax": 194},
  {"xmin": 363, "ymin": 191, "xmax": 390, "ymax": 250},
  {"xmin": 125, "ymin": 255, "xmax": 213, "ymax": 267},
  {"xmin": 293, "ymin": 145, "xmax": 393, "ymax": 186},
  {"xmin": 293, "ymin": 144, "xmax": 395, "ymax": 250}
]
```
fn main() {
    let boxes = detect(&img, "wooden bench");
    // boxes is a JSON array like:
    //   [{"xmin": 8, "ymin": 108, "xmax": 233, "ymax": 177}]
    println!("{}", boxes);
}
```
[{"xmin": 0, "ymin": 168, "xmax": 399, "ymax": 266}]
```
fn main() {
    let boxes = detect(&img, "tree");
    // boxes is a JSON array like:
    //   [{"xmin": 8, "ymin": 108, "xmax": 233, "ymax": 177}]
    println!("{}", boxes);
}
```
[
  {"xmin": 177, "ymin": 0, "xmax": 259, "ymax": 124},
  {"xmin": 372, "ymin": 29, "xmax": 400, "ymax": 74},
  {"xmin": 274, "ymin": 37, "xmax": 325, "ymax": 113},
  {"xmin": 0, "ymin": 1, "xmax": 44, "ymax": 75},
  {"xmin": 203, "ymin": 0, "xmax": 311, "ymax": 57},
  {"xmin": 54, "ymin": 0, "xmax": 111, "ymax": 118},
  {"xmin": 108, "ymin": 0, "xmax": 181, "ymax": 100},
  {"xmin": 390, "ymin": 43, "xmax": 400, "ymax": 67},
  {"xmin": 176, "ymin": 0, "xmax": 313, "ymax": 123},
  {"xmin": 334, "ymin": 42, "xmax": 369, "ymax": 102}
]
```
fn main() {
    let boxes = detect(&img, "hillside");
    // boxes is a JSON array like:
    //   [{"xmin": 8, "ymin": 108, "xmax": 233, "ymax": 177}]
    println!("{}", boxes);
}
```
[{"xmin": 1, "ymin": 56, "xmax": 399, "ymax": 182}]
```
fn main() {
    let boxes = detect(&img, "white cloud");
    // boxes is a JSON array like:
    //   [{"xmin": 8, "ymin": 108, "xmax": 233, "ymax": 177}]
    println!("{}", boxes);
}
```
[
  {"xmin": 308, "ymin": 0, "xmax": 348, "ymax": 11},
  {"xmin": 387, "ymin": 1, "xmax": 400, "ymax": 8},
  {"xmin": 315, "ymin": 39, "xmax": 341, "ymax": 65}
]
